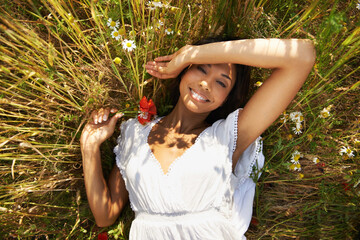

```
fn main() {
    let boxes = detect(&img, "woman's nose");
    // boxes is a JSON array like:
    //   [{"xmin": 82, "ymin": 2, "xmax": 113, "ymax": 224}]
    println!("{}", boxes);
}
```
[{"xmin": 199, "ymin": 79, "xmax": 209, "ymax": 91}]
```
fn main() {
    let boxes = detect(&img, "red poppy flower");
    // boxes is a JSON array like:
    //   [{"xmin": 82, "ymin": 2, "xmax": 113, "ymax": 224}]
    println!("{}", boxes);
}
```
[
  {"xmin": 341, "ymin": 182, "xmax": 351, "ymax": 192},
  {"xmin": 317, "ymin": 162, "xmax": 325, "ymax": 168},
  {"xmin": 250, "ymin": 217, "xmax": 259, "ymax": 226},
  {"xmin": 138, "ymin": 96, "xmax": 157, "ymax": 125},
  {"xmin": 98, "ymin": 232, "xmax": 108, "ymax": 240}
]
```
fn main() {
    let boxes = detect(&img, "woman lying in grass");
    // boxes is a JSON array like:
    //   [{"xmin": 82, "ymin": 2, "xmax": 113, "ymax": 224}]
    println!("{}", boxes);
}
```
[{"xmin": 80, "ymin": 38, "xmax": 315, "ymax": 239}]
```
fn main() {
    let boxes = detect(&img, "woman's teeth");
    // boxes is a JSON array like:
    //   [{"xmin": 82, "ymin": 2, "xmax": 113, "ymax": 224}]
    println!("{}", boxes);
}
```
[{"xmin": 190, "ymin": 89, "xmax": 208, "ymax": 102}]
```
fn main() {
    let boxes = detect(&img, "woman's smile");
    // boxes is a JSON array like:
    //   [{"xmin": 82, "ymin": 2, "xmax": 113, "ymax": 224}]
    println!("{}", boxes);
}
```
[{"xmin": 189, "ymin": 88, "xmax": 210, "ymax": 103}]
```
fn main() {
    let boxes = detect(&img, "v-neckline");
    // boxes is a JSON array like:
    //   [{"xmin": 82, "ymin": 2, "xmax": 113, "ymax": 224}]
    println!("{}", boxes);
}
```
[{"xmin": 146, "ymin": 117, "xmax": 210, "ymax": 176}]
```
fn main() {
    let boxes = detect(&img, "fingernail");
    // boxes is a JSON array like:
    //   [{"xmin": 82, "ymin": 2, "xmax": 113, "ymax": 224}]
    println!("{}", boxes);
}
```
[
  {"xmin": 94, "ymin": 119, "xmax": 98, "ymax": 124},
  {"xmin": 103, "ymin": 115, "xmax": 108, "ymax": 121}
]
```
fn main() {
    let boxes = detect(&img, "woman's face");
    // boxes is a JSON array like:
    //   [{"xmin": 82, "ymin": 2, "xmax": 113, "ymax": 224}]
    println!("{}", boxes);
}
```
[{"xmin": 179, "ymin": 63, "xmax": 236, "ymax": 114}]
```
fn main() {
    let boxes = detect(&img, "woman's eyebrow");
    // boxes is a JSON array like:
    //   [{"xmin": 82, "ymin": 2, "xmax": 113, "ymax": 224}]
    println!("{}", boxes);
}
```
[
  {"xmin": 221, "ymin": 73, "xmax": 232, "ymax": 82},
  {"xmin": 206, "ymin": 64, "xmax": 231, "ymax": 82}
]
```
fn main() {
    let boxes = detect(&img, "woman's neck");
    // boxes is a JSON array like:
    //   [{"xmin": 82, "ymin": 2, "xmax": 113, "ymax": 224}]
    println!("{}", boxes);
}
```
[{"xmin": 161, "ymin": 101, "xmax": 209, "ymax": 134}]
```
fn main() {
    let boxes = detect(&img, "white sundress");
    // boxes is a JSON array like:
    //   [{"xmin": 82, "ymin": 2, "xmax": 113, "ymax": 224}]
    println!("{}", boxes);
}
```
[{"xmin": 113, "ymin": 109, "xmax": 264, "ymax": 240}]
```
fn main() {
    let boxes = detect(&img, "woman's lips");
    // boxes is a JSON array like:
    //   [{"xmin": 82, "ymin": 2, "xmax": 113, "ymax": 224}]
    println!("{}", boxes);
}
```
[{"xmin": 189, "ymin": 88, "xmax": 209, "ymax": 102}]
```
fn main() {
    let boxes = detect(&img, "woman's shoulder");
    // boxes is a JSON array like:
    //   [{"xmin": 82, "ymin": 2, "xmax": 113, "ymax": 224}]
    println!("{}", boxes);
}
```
[
  {"xmin": 120, "ymin": 116, "xmax": 161, "ymax": 136},
  {"xmin": 211, "ymin": 108, "xmax": 242, "ymax": 130}
]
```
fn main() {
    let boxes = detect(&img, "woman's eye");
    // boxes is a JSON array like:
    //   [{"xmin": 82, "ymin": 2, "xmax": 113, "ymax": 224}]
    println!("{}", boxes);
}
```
[
  {"xmin": 217, "ymin": 80, "xmax": 226, "ymax": 88},
  {"xmin": 197, "ymin": 66, "xmax": 206, "ymax": 74}
]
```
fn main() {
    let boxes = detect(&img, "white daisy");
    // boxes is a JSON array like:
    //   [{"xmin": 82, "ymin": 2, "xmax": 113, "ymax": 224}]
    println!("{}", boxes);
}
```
[
  {"xmin": 319, "ymin": 107, "xmax": 330, "ymax": 118},
  {"xmin": 280, "ymin": 116, "xmax": 287, "ymax": 123},
  {"xmin": 147, "ymin": 1, "xmax": 163, "ymax": 8},
  {"xmin": 111, "ymin": 29, "xmax": 121, "ymax": 40},
  {"xmin": 156, "ymin": 19, "xmax": 164, "ymax": 29},
  {"xmin": 291, "ymin": 150, "xmax": 303, "ymax": 163},
  {"xmin": 107, "ymin": 18, "xmax": 119, "ymax": 29},
  {"xmin": 293, "ymin": 126, "xmax": 302, "ymax": 135},
  {"xmin": 122, "ymin": 39, "xmax": 136, "ymax": 52},
  {"xmin": 153, "ymin": 1, "xmax": 164, "ymax": 7},
  {"xmin": 357, "ymin": 2, "xmax": 360, "ymax": 10},
  {"xmin": 165, "ymin": 28, "xmax": 173, "ymax": 35},
  {"xmin": 290, "ymin": 111, "xmax": 304, "ymax": 123},
  {"xmin": 339, "ymin": 146, "xmax": 355, "ymax": 158},
  {"xmin": 312, "ymin": 157, "xmax": 319, "ymax": 164},
  {"xmin": 289, "ymin": 163, "xmax": 302, "ymax": 171},
  {"xmin": 280, "ymin": 112, "xmax": 288, "ymax": 123}
]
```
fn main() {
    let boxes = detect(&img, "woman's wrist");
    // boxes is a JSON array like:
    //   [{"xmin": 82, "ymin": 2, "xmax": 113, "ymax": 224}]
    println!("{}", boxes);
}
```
[
  {"xmin": 81, "ymin": 140, "xmax": 101, "ymax": 153},
  {"xmin": 186, "ymin": 45, "xmax": 200, "ymax": 65}
]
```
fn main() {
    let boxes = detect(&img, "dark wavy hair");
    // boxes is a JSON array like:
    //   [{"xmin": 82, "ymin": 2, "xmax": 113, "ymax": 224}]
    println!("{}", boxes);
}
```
[{"xmin": 169, "ymin": 36, "xmax": 251, "ymax": 124}]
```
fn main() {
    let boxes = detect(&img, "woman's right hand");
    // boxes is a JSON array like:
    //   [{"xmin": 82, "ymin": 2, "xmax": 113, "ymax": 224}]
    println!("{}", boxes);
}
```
[
  {"xmin": 80, "ymin": 108, "xmax": 123, "ymax": 149},
  {"xmin": 145, "ymin": 45, "xmax": 197, "ymax": 79}
]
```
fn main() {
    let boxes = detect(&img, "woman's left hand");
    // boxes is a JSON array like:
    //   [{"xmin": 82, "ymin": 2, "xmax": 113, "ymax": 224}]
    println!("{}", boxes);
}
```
[{"xmin": 145, "ymin": 45, "xmax": 196, "ymax": 79}]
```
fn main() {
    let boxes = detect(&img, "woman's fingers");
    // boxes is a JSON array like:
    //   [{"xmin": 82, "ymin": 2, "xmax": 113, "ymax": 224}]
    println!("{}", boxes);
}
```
[
  {"xmin": 110, "ymin": 108, "xmax": 118, "ymax": 114},
  {"xmin": 146, "ymin": 69, "xmax": 174, "ymax": 79},
  {"xmin": 91, "ymin": 110, "xmax": 99, "ymax": 124},
  {"xmin": 97, "ymin": 108, "xmax": 104, "ymax": 123},
  {"xmin": 154, "ymin": 54, "xmax": 173, "ymax": 62},
  {"xmin": 90, "ymin": 107, "xmax": 118, "ymax": 125},
  {"xmin": 102, "ymin": 108, "xmax": 111, "ymax": 122},
  {"xmin": 145, "ymin": 61, "xmax": 167, "ymax": 68}
]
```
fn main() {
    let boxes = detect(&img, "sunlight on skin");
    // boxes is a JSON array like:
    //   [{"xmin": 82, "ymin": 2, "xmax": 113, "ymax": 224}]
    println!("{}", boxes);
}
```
[{"xmin": 190, "ymin": 39, "xmax": 314, "ymax": 69}]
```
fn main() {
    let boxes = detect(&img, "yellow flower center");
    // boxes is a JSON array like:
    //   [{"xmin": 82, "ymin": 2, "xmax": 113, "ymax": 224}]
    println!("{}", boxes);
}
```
[
  {"xmin": 110, "ymin": 21, "xmax": 116, "ymax": 27},
  {"xmin": 289, "ymin": 164, "xmax": 295, "ymax": 170},
  {"xmin": 321, "ymin": 111, "xmax": 329, "ymax": 118},
  {"xmin": 298, "ymin": 173, "xmax": 304, "ymax": 179},
  {"xmin": 287, "ymin": 134, "xmax": 293, "ymax": 140},
  {"xmin": 113, "ymin": 57, "xmax": 121, "ymax": 64},
  {"xmin": 113, "ymin": 31, "xmax": 119, "ymax": 37},
  {"xmin": 346, "ymin": 149, "xmax": 351, "ymax": 154},
  {"xmin": 126, "ymin": 42, "xmax": 132, "ymax": 47},
  {"xmin": 119, "ymin": 28, "xmax": 126, "ymax": 35},
  {"xmin": 294, "ymin": 155, "xmax": 300, "ymax": 161},
  {"xmin": 296, "ymin": 163, "xmax": 301, "ymax": 169},
  {"xmin": 125, "ymin": 103, "xmax": 130, "ymax": 108}
]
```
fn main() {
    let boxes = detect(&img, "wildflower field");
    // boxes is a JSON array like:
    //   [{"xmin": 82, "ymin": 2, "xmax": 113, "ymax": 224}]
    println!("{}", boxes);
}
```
[{"xmin": 0, "ymin": 0, "xmax": 359, "ymax": 239}]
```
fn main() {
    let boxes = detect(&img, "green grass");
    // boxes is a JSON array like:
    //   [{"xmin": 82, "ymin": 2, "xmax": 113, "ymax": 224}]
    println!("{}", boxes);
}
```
[{"xmin": 0, "ymin": 0, "xmax": 359, "ymax": 239}]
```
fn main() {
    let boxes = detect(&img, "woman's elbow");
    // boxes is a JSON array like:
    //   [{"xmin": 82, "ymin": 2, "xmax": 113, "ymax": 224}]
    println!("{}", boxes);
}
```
[
  {"xmin": 95, "ymin": 217, "xmax": 116, "ymax": 228},
  {"xmin": 301, "ymin": 40, "xmax": 316, "ymax": 67}
]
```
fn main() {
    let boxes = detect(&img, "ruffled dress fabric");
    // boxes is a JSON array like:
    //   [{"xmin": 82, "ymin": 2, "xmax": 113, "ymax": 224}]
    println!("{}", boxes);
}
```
[{"xmin": 113, "ymin": 109, "xmax": 264, "ymax": 240}]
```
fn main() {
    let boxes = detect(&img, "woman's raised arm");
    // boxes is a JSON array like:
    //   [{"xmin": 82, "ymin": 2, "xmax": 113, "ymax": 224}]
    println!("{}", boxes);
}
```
[
  {"xmin": 210, "ymin": 39, "xmax": 316, "ymax": 162},
  {"xmin": 80, "ymin": 108, "xmax": 129, "ymax": 227}
]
